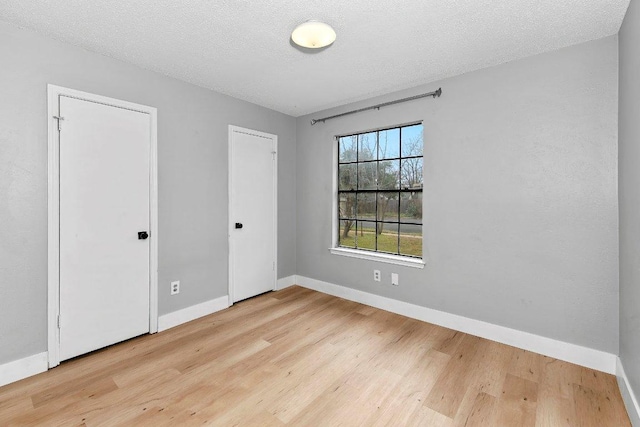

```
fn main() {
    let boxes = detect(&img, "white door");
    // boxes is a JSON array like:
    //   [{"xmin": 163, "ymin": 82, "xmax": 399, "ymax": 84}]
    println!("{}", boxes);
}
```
[
  {"xmin": 59, "ymin": 95, "xmax": 151, "ymax": 361},
  {"xmin": 229, "ymin": 126, "xmax": 277, "ymax": 303}
]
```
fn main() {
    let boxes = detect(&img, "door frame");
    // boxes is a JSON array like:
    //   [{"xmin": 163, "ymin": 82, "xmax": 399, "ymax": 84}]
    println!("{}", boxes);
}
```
[
  {"xmin": 47, "ymin": 85, "xmax": 158, "ymax": 368},
  {"xmin": 227, "ymin": 125, "xmax": 278, "ymax": 305}
]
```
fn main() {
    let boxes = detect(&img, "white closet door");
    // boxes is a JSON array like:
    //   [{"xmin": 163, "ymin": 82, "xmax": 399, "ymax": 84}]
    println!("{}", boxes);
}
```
[
  {"xmin": 59, "ymin": 95, "xmax": 150, "ymax": 361},
  {"xmin": 229, "ymin": 127, "xmax": 277, "ymax": 303}
]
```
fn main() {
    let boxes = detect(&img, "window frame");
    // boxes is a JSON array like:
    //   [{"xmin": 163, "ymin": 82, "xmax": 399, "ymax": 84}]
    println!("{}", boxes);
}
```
[{"xmin": 330, "ymin": 122, "xmax": 426, "ymax": 269}]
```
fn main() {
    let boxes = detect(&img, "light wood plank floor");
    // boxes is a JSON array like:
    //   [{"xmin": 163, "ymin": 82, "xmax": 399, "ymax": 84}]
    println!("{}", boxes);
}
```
[{"xmin": 0, "ymin": 286, "xmax": 631, "ymax": 426}]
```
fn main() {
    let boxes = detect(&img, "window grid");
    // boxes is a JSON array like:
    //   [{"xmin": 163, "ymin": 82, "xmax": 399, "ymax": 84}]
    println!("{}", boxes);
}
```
[{"xmin": 337, "ymin": 123, "xmax": 423, "ymax": 258}]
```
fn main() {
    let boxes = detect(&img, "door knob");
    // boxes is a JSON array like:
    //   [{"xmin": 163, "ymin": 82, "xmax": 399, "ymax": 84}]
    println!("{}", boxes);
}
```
[
  {"xmin": 235, "ymin": 223, "xmax": 243, "ymax": 229},
  {"xmin": 138, "ymin": 231, "xmax": 149, "ymax": 240}
]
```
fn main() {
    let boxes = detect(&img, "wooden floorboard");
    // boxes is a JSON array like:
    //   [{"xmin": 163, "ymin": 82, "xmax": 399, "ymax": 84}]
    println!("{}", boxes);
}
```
[{"xmin": 0, "ymin": 286, "xmax": 631, "ymax": 426}]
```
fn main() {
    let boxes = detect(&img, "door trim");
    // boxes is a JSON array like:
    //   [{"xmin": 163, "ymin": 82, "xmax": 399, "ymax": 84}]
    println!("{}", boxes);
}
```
[
  {"xmin": 47, "ymin": 85, "xmax": 158, "ymax": 368},
  {"xmin": 227, "ymin": 125, "xmax": 278, "ymax": 305}
]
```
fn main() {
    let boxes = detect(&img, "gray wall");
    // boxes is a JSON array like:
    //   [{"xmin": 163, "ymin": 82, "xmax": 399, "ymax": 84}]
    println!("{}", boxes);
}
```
[
  {"xmin": 0, "ymin": 20, "xmax": 296, "ymax": 364},
  {"xmin": 296, "ymin": 36, "xmax": 619, "ymax": 353},
  {"xmin": 619, "ymin": 0, "xmax": 640, "ymax": 409}
]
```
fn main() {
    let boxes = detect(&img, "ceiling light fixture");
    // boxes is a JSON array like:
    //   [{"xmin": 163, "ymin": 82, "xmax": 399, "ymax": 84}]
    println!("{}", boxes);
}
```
[{"xmin": 291, "ymin": 21, "xmax": 336, "ymax": 49}]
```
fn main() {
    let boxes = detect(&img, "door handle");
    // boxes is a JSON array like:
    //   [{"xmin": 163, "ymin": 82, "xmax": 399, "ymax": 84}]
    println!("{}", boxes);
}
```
[
  {"xmin": 235, "ymin": 223, "xmax": 243, "ymax": 229},
  {"xmin": 138, "ymin": 231, "xmax": 149, "ymax": 240}
]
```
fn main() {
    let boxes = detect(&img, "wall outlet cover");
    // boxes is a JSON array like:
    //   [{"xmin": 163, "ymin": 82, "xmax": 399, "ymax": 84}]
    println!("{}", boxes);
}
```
[{"xmin": 171, "ymin": 280, "xmax": 180, "ymax": 295}]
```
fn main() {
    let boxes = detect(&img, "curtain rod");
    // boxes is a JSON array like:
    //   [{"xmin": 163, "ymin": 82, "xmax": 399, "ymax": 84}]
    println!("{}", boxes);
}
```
[{"xmin": 310, "ymin": 87, "xmax": 442, "ymax": 125}]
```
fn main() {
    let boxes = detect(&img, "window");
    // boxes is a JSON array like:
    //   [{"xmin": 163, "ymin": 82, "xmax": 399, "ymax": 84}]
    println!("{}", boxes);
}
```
[{"xmin": 336, "ymin": 123, "xmax": 423, "ymax": 261}]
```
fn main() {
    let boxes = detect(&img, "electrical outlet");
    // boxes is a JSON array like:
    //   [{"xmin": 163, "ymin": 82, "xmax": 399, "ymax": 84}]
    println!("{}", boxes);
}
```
[
  {"xmin": 373, "ymin": 270, "xmax": 381, "ymax": 282},
  {"xmin": 391, "ymin": 273, "xmax": 399, "ymax": 286},
  {"xmin": 171, "ymin": 280, "xmax": 180, "ymax": 295}
]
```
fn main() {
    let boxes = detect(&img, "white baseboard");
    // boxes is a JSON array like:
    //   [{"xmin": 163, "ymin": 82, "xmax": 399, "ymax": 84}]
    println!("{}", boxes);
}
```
[
  {"xmin": 276, "ymin": 275, "xmax": 298, "ymax": 290},
  {"xmin": 296, "ymin": 276, "xmax": 617, "ymax": 374},
  {"xmin": 0, "ymin": 352, "xmax": 48, "ymax": 388},
  {"xmin": 617, "ymin": 357, "xmax": 640, "ymax": 426},
  {"xmin": 158, "ymin": 295, "xmax": 229, "ymax": 332}
]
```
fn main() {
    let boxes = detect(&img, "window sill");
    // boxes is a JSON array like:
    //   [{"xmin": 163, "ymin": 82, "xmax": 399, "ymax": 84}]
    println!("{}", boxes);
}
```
[{"xmin": 329, "ymin": 247, "xmax": 425, "ymax": 269}]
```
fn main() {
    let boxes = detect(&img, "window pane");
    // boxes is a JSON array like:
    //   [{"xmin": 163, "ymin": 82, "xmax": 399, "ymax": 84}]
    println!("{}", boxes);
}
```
[
  {"xmin": 338, "ymin": 164, "xmax": 356, "ymax": 191},
  {"xmin": 376, "ymin": 222, "xmax": 399, "ymax": 254},
  {"xmin": 357, "ymin": 162, "xmax": 377, "ymax": 190},
  {"xmin": 338, "ymin": 193, "xmax": 356, "ymax": 219},
  {"xmin": 339, "ymin": 220, "xmax": 356, "ymax": 248},
  {"xmin": 336, "ymin": 125, "xmax": 423, "ymax": 260},
  {"xmin": 358, "ymin": 132, "xmax": 377, "ymax": 161},
  {"xmin": 401, "ymin": 124, "xmax": 423, "ymax": 157},
  {"xmin": 356, "ymin": 221, "xmax": 377, "ymax": 251},
  {"xmin": 400, "ymin": 225, "xmax": 422, "ymax": 257},
  {"xmin": 378, "ymin": 128, "xmax": 400, "ymax": 159},
  {"xmin": 377, "ymin": 191, "xmax": 400, "ymax": 223},
  {"xmin": 400, "ymin": 192, "xmax": 422, "ymax": 224},
  {"xmin": 401, "ymin": 158, "xmax": 423, "ymax": 190},
  {"xmin": 378, "ymin": 160, "xmax": 400, "ymax": 190},
  {"xmin": 356, "ymin": 193, "xmax": 376, "ymax": 220},
  {"xmin": 339, "ymin": 135, "xmax": 357, "ymax": 163}
]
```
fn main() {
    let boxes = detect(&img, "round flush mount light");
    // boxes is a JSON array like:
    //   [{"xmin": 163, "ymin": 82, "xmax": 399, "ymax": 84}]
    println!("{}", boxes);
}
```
[{"xmin": 291, "ymin": 21, "xmax": 336, "ymax": 49}]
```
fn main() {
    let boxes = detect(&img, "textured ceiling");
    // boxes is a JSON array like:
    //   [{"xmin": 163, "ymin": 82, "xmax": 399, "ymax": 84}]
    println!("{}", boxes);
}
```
[{"xmin": 0, "ymin": 0, "xmax": 630, "ymax": 116}]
